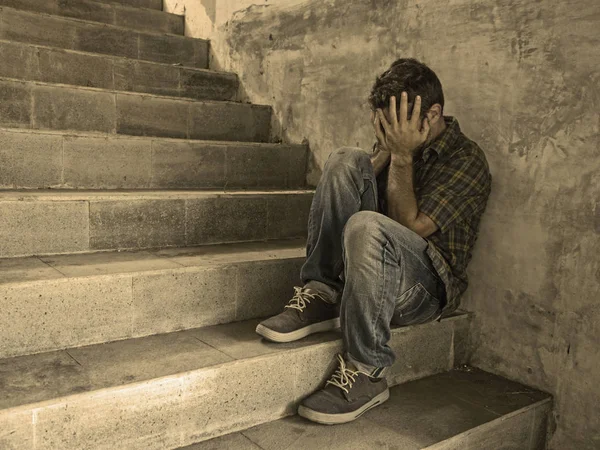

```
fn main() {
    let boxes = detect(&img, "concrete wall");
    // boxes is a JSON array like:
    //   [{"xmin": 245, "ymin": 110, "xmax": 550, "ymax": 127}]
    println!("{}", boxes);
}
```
[{"xmin": 167, "ymin": 0, "xmax": 600, "ymax": 448}]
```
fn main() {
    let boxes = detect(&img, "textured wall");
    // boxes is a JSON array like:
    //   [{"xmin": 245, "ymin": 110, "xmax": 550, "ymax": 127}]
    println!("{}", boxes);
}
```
[{"xmin": 173, "ymin": 0, "xmax": 599, "ymax": 448}]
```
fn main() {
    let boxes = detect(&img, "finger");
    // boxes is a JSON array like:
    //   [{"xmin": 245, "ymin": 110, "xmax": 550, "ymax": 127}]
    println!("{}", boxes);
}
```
[
  {"xmin": 377, "ymin": 109, "xmax": 392, "ymax": 134},
  {"xmin": 374, "ymin": 114, "xmax": 387, "ymax": 145},
  {"xmin": 389, "ymin": 96, "xmax": 398, "ymax": 126},
  {"xmin": 399, "ymin": 91, "xmax": 408, "ymax": 125},
  {"xmin": 411, "ymin": 95, "xmax": 422, "ymax": 126},
  {"xmin": 421, "ymin": 116, "xmax": 431, "ymax": 137},
  {"xmin": 371, "ymin": 111, "xmax": 378, "ymax": 134}
]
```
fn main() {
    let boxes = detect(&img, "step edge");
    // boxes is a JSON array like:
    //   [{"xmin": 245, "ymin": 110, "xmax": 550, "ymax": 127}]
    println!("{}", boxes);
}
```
[
  {"xmin": 0, "ymin": 253, "xmax": 307, "ymax": 287},
  {"xmin": 0, "ymin": 189, "xmax": 316, "ymax": 201},
  {"xmin": 0, "ymin": 5, "xmax": 205, "ymax": 42},
  {"xmin": 0, "ymin": 315, "xmax": 467, "ymax": 414},
  {"xmin": 84, "ymin": 0, "xmax": 183, "ymax": 18},
  {"xmin": 0, "ymin": 126, "xmax": 307, "ymax": 149},
  {"xmin": 0, "ymin": 76, "xmax": 262, "ymax": 109},
  {"xmin": 423, "ymin": 397, "xmax": 553, "ymax": 450},
  {"xmin": 89, "ymin": 0, "xmax": 163, "ymax": 12},
  {"xmin": 0, "ymin": 38, "xmax": 234, "ymax": 76}
]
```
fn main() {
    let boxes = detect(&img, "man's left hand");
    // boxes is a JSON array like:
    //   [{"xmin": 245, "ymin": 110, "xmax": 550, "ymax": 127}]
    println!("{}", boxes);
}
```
[{"xmin": 374, "ymin": 92, "xmax": 430, "ymax": 166}]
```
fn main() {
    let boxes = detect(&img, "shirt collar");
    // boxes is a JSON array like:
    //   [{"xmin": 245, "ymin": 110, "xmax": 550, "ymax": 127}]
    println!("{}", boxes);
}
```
[{"xmin": 419, "ymin": 116, "xmax": 461, "ymax": 162}]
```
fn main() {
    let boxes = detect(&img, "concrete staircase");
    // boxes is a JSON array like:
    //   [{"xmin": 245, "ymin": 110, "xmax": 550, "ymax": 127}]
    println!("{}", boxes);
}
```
[{"xmin": 0, "ymin": 1, "xmax": 551, "ymax": 449}]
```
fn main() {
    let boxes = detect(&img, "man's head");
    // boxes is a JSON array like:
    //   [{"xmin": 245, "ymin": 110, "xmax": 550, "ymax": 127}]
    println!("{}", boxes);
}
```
[{"xmin": 369, "ymin": 58, "xmax": 445, "ymax": 130}]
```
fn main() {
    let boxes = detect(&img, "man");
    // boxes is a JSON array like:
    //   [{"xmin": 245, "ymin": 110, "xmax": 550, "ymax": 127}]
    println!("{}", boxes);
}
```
[{"xmin": 256, "ymin": 58, "xmax": 492, "ymax": 424}]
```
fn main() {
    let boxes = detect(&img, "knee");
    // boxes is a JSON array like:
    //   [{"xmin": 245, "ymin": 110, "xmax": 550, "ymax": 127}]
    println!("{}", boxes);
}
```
[
  {"xmin": 324, "ymin": 147, "xmax": 371, "ymax": 176},
  {"xmin": 343, "ymin": 211, "xmax": 386, "ymax": 250}
]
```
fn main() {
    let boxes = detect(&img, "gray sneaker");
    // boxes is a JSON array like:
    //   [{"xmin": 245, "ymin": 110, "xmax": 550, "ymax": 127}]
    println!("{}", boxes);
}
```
[
  {"xmin": 298, "ymin": 354, "xmax": 389, "ymax": 424},
  {"xmin": 255, "ymin": 286, "xmax": 340, "ymax": 343}
]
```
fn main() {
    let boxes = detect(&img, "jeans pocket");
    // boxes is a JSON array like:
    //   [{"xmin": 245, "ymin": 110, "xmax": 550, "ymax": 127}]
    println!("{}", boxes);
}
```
[{"xmin": 392, "ymin": 283, "xmax": 442, "ymax": 327}]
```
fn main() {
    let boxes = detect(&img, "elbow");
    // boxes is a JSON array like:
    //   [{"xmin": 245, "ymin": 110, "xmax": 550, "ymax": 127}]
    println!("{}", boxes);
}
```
[
  {"xmin": 408, "ymin": 222, "xmax": 431, "ymax": 238},
  {"xmin": 408, "ymin": 215, "xmax": 439, "ymax": 238}
]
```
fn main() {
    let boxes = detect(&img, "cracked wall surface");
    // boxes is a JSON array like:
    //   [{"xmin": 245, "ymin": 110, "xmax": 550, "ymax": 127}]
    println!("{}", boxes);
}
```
[{"xmin": 167, "ymin": 0, "xmax": 600, "ymax": 448}]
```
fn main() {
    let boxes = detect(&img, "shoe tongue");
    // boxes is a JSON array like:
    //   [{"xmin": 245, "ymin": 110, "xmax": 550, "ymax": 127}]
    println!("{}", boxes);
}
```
[
  {"xmin": 345, "ymin": 360, "xmax": 360, "ymax": 372},
  {"xmin": 323, "ymin": 380, "xmax": 351, "ymax": 401},
  {"xmin": 303, "ymin": 288, "xmax": 330, "ymax": 303}
]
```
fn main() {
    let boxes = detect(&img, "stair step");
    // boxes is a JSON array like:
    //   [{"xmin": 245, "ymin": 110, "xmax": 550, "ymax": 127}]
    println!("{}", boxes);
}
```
[
  {"xmin": 0, "ymin": 313, "xmax": 473, "ymax": 449},
  {"xmin": 0, "ymin": 6, "xmax": 207, "ymax": 67},
  {"xmin": 0, "ymin": 239, "xmax": 307, "ymax": 358},
  {"xmin": 0, "ymin": 0, "xmax": 183, "ymax": 35},
  {"xmin": 0, "ymin": 189, "xmax": 313, "ymax": 258},
  {"xmin": 93, "ymin": 0, "xmax": 162, "ymax": 10},
  {"xmin": 0, "ymin": 40, "xmax": 238, "ymax": 100},
  {"xmin": 185, "ymin": 367, "xmax": 551, "ymax": 450},
  {"xmin": 0, "ymin": 78, "xmax": 270, "ymax": 141},
  {"xmin": 0, "ymin": 129, "xmax": 306, "ymax": 190}
]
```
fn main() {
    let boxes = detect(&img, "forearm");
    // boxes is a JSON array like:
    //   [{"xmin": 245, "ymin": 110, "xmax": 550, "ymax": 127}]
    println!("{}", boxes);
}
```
[{"xmin": 386, "ymin": 159, "xmax": 420, "ymax": 229}]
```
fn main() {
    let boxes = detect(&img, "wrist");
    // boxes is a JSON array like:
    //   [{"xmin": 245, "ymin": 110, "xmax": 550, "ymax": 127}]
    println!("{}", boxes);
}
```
[{"xmin": 390, "ymin": 154, "xmax": 412, "ymax": 168}]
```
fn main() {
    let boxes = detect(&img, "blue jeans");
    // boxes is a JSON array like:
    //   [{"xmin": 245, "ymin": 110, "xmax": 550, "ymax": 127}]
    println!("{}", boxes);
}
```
[{"xmin": 300, "ymin": 147, "xmax": 446, "ymax": 371}]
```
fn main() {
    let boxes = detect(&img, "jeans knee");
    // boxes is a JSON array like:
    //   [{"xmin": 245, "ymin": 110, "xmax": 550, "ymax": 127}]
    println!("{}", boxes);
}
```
[
  {"xmin": 324, "ymin": 147, "xmax": 371, "ymax": 175},
  {"xmin": 343, "ymin": 211, "xmax": 385, "ymax": 250}
]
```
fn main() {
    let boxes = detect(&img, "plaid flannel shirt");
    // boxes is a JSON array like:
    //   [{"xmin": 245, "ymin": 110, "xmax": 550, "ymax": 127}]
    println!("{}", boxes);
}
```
[{"xmin": 377, "ymin": 116, "xmax": 492, "ymax": 316}]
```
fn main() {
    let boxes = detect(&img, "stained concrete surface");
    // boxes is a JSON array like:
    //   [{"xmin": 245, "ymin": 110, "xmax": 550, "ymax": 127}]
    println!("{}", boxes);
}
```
[
  {"xmin": 174, "ymin": 0, "xmax": 600, "ymax": 448},
  {"xmin": 182, "ymin": 368, "xmax": 551, "ymax": 450},
  {"xmin": 0, "ymin": 241, "xmax": 306, "ymax": 358},
  {"xmin": 0, "ymin": 78, "xmax": 271, "ymax": 141},
  {"xmin": 0, "ymin": 40, "xmax": 236, "ymax": 101},
  {"xmin": 0, "ymin": 0, "xmax": 183, "ymax": 35},
  {"xmin": 0, "ymin": 129, "xmax": 306, "ymax": 190},
  {"xmin": 0, "ymin": 316, "xmax": 465, "ymax": 449},
  {"xmin": 0, "ymin": 7, "xmax": 208, "ymax": 67}
]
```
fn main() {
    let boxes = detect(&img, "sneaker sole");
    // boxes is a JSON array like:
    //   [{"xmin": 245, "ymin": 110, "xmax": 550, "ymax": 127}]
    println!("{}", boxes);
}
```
[
  {"xmin": 255, "ymin": 317, "xmax": 341, "ymax": 343},
  {"xmin": 297, "ymin": 388, "xmax": 390, "ymax": 425}
]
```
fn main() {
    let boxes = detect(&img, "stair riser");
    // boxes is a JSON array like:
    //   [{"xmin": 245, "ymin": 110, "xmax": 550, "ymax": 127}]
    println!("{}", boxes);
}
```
[
  {"xmin": 0, "ymin": 0, "xmax": 182, "ymax": 35},
  {"xmin": 0, "ymin": 258, "xmax": 304, "ymax": 359},
  {"xmin": 0, "ymin": 41, "xmax": 237, "ymax": 100},
  {"xmin": 0, "ymin": 80, "xmax": 270, "ymax": 140},
  {"xmin": 0, "ymin": 318, "xmax": 461, "ymax": 449},
  {"xmin": 0, "ymin": 193, "xmax": 312, "ymax": 257},
  {"xmin": 0, "ymin": 7, "xmax": 207, "ymax": 67},
  {"xmin": 0, "ymin": 130, "xmax": 306, "ymax": 189},
  {"xmin": 425, "ymin": 401, "xmax": 551, "ymax": 450}
]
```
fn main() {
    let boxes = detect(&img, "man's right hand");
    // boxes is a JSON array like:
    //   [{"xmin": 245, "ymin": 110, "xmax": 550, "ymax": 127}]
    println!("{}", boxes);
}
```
[{"xmin": 370, "ymin": 111, "xmax": 391, "ymax": 175}]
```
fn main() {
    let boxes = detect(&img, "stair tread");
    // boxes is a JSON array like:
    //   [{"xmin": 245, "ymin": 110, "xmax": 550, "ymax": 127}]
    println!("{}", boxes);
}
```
[
  {"xmin": 182, "ymin": 368, "xmax": 551, "ymax": 450},
  {"xmin": 0, "ymin": 314, "xmax": 470, "ymax": 412},
  {"xmin": 0, "ymin": 76, "xmax": 255, "ymax": 108},
  {"xmin": 0, "ymin": 126, "xmax": 299, "ymax": 146},
  {"xmin": 0, "ymin": 239, "xmax": 306, "ymax": 284}
]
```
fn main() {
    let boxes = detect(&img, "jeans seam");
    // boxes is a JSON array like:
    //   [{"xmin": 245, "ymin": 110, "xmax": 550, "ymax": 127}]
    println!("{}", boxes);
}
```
[
  {"xmin": 393, "ymin": 238, "xmax": 440, "ymax": 281},
  {"xmin": 337, "ymin": 163, "xmax": 365, "ymax": 205},
  {"xmin": 371, "ymin": 240, "xmax": 389, "ymax": 368},
  {"xmin": 396, "ymin": 283, "xmax": 425, "ymax": 316},
  {"xmin": 362, "ymin": 175, "xmax": 378, "ymax": 210},
  {"xmin": 395, "ymin": 283, "xmax": 442, "ymax": 325}
]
